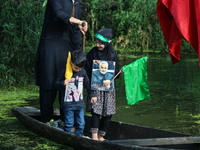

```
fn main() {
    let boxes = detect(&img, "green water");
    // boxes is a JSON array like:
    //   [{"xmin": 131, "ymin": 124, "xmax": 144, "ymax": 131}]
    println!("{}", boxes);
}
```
[
  {"xmin": 2, "ymin": 53, "xmax": 200, "ymax": 149},
  {"xmin": 113, "ymin": 53, "xmax": 200, "ymax": 135},
  {"xmin": 51, "ymin": 53, "xmax": 200, "ymax": 136},
  {"xmin": 49, "ymin": 53, "xmax": 200, "ymax": 136}
]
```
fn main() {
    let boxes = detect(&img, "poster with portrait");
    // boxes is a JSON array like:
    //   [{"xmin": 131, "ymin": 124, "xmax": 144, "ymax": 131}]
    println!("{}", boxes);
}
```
[
  {"xmin": 64, "ymin": 77, "xmax": 84, "ymax": 103},
  {"xmin": 91, "ymin": 60, "xmax": 115, "ymax": 91}
]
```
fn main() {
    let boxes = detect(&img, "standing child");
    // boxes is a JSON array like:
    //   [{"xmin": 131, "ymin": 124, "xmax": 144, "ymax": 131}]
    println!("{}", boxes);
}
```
[
  {"xmin": 56, "ymin": 50, "xmax": 97, "ymax": 137},
  {"xmin": 85, "ymin": 28, "xmax": 120, "ymax": 141}
]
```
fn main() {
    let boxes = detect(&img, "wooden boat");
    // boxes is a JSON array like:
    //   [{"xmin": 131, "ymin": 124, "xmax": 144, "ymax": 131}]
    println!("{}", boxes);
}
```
[{"xmin": 12, "ymin": 106, "xmax": 200, "ymax": 150}]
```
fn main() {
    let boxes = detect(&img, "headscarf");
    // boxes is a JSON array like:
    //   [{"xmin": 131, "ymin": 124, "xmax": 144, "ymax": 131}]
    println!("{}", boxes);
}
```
[
  {"xmin": 85, "ymin": 28, "xmax": 119, "ymax": 80},
  {"xmin": 94, "ymin": 28, "xmax": 114, "ymax": 60}
]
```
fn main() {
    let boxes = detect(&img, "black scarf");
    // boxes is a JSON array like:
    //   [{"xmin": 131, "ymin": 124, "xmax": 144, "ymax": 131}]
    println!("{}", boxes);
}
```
[{"xmin": 85, "ymin": 43, "xmax": 118, "ymax": 80}]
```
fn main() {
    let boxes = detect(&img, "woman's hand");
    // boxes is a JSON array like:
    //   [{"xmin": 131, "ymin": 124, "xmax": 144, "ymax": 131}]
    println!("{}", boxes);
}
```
[
  {"xmin": 79, "ymin": 21, "xmax": 88, "ymax": 35},
  {"xmin": 69, "ymin": 17, "xmax": 88, "ymax": 34}
]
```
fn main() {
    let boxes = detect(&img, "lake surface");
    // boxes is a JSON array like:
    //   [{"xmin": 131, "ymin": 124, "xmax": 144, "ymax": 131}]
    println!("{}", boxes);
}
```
[
  {"xmin": 46, "ymin": 53, "xmax": 200, "ymax": 136},
  {"xmin": 113, "ymin": 53, "xmax": 200, "ymax": 136}
]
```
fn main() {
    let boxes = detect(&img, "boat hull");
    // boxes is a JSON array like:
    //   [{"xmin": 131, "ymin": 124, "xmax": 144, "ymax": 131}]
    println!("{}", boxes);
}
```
[{"xmin": 12, "ymin": 106, "xmax": 200, "ymax": 150}]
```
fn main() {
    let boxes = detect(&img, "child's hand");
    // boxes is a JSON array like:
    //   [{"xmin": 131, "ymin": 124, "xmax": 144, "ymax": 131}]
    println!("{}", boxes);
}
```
[
  {"xmin": 64, "ymin": 79, "xmax": 69, "ymax": 86},
  {"xmin": 103, "ymin": 80, "xmax": 111, "ymax": 89},
  {"xmin": 91, "ymin": 97, "xmax": 97, "ymax": 103}
]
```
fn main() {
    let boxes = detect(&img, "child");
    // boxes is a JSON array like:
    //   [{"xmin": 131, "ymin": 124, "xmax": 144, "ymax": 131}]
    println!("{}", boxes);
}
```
[
  {"xmin": 56, "ymin": 50, "xmax": 97, "ymax": 137},
  {"xmin": 85, "ymin": 28, "xmax": 120, "ymax": 141}
]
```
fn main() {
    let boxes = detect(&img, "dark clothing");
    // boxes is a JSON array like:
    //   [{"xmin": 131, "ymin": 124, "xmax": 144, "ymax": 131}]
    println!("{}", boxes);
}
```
[
  {"xmin": 95, "ymin": 28, "xmax": 113, "ymax": 44},
  {"xmin": 85, "ymin": 45, "xmax": 119, "ymax": 112},
  {"xmin": 85, "ymin": 46, "xmax": 119, "ymax": 80},
  {"xmin": 35, "ymin": 39, "xmax": 71, "ymax": 89},
  {"xmin": 56, "ymin": 68, "xmax": 94, "ymax": 136},
  {"xmin": 56, "ymin": 69, "xmax": 95, "ymax": 108},
  {"xmin": 85, "ymin": 43, "xmax": 119, "ymax": 137},
  {"xmin": 35, "ymin": 0, "xmax": 82, "ymax": 89},
  {"xmin": 39, "ymin": 88, "xmax": 64, "ymax": 122},
  {"xmin": 91, "ymin": 113, "xmax": 112, "ymax": 136},
  {"xmin": 34, "ymin": 0, "xmax": 82, "ymax": 122},
  {"xmin": 39, "ymin": 88, "xmax": 57, "ymax": 122},
  {"xmin": 40, "ymin": 0, "xmax": 81, "ymax": 45},
  {"xmin": 92, "ymin": 89, "xmax": 116, "ymax": 116}
]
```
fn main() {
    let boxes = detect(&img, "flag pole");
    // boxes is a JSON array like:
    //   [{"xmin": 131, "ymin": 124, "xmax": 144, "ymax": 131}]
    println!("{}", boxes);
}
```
[
  {"xmin": 82, "ymin": 21, "xmax": 86, "ymax": 51},
  {"xmin": 110, "ymin": 68, "xmax": 123, "ymax": 83},
  {"xmin": 82, "ymin": 34, "xmax": 85, "ymax": 51}
]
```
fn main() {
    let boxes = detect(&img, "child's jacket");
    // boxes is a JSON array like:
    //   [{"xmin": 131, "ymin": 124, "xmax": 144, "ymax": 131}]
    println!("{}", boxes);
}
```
[{"xmin": 56, "ymin": 68, "xmax": 95, "ymax": 108}]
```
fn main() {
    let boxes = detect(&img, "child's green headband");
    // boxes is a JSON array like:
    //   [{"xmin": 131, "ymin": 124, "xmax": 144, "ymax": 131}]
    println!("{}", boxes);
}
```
[{"xmin": 95, "ymin": 33, "xmax": 111, "ymax": 43}]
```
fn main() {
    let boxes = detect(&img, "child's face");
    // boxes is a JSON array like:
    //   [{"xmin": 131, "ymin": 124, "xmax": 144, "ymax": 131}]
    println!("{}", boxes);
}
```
[
  {"xmin": 96, "ymin": 40, "xmax": 105, "ymax": 51},
  {"xmin": 70, "ymin": 62, "xmax": 83, "ymax": 72}
]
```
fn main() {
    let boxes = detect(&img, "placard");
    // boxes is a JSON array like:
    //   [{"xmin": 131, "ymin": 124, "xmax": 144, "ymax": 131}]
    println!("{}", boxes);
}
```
[{"xmin": 91, "ymin": 60, "xmax": 115, "ymax": 91}]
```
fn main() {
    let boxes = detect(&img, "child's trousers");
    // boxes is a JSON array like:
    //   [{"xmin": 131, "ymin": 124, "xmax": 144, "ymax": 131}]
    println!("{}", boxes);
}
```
[
  {"xmin": 63, "ymin": 106, "xmax": 85, "ymax": 137},
  {"xmin": 91, "ymin": 112, "xmax": 112, "ymax": 136}
]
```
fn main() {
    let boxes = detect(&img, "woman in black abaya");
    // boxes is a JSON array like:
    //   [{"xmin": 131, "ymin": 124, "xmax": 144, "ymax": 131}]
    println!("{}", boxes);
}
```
[{"xmin": 34, "ymin": 0, "xmax": 87, "ymax": 123}]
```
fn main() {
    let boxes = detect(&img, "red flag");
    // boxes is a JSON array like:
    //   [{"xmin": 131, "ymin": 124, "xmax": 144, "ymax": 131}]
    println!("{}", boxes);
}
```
[{"xmin": 156, "ymin": 0, "xmax": 200, "ymax": 65}]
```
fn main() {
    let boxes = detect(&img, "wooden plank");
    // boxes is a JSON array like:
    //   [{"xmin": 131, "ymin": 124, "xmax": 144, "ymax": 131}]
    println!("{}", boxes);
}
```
[
  {"xmin": 13, "ymin": 106, "xmax": 40, "ymax": 115},
  {"xmin": 13, "ymin": 106, "xmax": 60, "ymax": 116},
  {"xmin": 110, "ymin": 136, "xmax": 200, "ymax": 146},
  {"xmin": 13, "ymin": 107, "xmax": 200, "ymax": 149},
  {"xmin": 12, "ymin": 107, "xmax": 154, "ymax": 150}
]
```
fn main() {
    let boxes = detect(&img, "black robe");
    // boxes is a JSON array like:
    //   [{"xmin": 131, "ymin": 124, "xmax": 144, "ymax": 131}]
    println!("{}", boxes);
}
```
[
  {"xmin": 85, "ymin": 44, "xmax": 119, "ymax": 114},
  {"xmin": 85, "ymin": 44, "xmax": 119, "ymax": 81},
  {"xmin": 34, "ymin": 0, "xmax": 82, "ymax": 89}
]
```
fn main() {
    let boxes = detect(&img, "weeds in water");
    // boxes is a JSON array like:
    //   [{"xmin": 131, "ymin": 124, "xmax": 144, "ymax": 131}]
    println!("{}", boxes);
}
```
[{"xmin": 0, "ymin": 87, "xmax": 70, "ymax": 150}]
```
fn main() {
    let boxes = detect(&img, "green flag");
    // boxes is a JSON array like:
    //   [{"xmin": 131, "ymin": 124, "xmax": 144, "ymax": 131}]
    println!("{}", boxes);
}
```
[{"xmin": 123, "ymin": 56, "xmax": 150, "ymax": 105}]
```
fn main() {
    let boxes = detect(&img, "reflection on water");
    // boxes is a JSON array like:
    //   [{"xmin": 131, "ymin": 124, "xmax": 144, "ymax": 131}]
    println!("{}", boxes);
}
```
[
  {"xmin": 51, "ymin": 53, "xmax": 200, "ymax": 136},
  {"xmin": 114, "ymin": 53, "xmax": 200, "ymax": 135}
]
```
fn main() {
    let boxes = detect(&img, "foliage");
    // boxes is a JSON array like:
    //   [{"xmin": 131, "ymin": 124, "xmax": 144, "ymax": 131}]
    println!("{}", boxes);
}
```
[
  {"xmin": 85, "ymin": 0, "xmax": 165, "ymax": 52},
  {"xmin": 85, "ymin": 0, "xmax": 194, "ymax": 53},
  {"xmin": 0, "ymin": 0, "xmax": 44, "ymax": 87},
  {"xmin": 0, "ymin": 0, "xmax": 195, "ymax": 87},
  {"xmin": 0, "ymin": 87, "xmax": 71, "ymax": 150}
]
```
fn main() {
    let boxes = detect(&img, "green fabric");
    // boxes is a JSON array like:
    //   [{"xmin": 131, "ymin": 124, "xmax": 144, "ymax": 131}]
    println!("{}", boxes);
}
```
[
  {"xmin": 95, "ymin": 33, "xmax": 111, "ymax": 43},
  {"xmin": 123, "ymin": 56, "xmax": 150, "ymax": 105}
]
